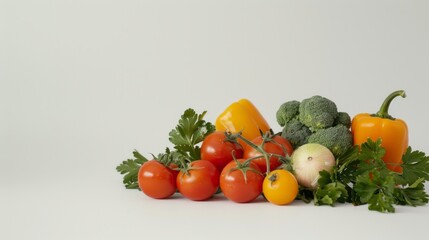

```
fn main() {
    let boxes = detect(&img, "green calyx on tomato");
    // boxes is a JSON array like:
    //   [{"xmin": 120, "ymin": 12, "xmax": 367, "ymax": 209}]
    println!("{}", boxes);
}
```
[
  {"xmin": 225, "ymin": 158, "xmax": 263, "ymax": 184},
  {"xmin": 176, "ymin": 160, "xmax": 220, "ymax": 201},
  {"xmin": 137, "ymin": 150, "xmax": 181, "ymax": 199},
  {"xmin": 220, "ymin": 159, "xmax": 264, "ymax": 203}
]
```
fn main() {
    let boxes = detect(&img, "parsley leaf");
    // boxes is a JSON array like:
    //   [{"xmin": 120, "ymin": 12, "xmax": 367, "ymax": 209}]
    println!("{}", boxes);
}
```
[
  {"xmin": 314, "ymin": 170, "xmax": 348, "ymax": 206},
  {"xmin": 352, "ymin": 139, "xmax": 396, "ymax": 212},
  {"xmin": 169, "ymin": 109, "xmax": 215, "ymax": 160},
  {"xmin": 394, "ymin": 178, "xmax": 429, "ymax": 206},
  {"xmin": 354, "ymin": 174, "xmax": 379, "ymax": 202},
  {"xmin": 116, "ymin": 150, "xmax": 148, "ymax": 189},
  {"xmin": 354, "ymin": 171, "xmax": 396, "ymax": 213},
  {"xmin": 400, "ymin": 147, "xmax": 429, "ymax": 184},
  {"xmin": 337, "ymin": 146, "xmax": 360, "ymax": 185},
  {"xmin": 358, "ymin": 138, "xmax": 386, "ymax": 162},
  {"xmin": 337, "ymin": 138, "xmax": 398, "ymax": 212},
  {"xmin": 368, "ymin": 191, "xmax": 395, "ymax": 213}
]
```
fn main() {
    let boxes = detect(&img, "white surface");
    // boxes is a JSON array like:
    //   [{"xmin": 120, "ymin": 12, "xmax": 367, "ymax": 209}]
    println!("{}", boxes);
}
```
[{"xmin": 1, "ymin": 1, "xmax": 429, "ymax": 239}]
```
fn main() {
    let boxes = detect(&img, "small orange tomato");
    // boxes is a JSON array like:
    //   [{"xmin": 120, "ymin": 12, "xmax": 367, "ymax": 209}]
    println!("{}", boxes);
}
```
[{"xmin": 263, "ymin": 169, "xmax": 298, "ymax": 205}]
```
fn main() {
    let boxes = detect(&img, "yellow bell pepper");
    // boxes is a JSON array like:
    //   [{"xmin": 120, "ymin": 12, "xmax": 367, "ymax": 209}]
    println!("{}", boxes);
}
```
[{"xmin": 215, "ymin": 99, "xmax": 271, "ymax": 142}]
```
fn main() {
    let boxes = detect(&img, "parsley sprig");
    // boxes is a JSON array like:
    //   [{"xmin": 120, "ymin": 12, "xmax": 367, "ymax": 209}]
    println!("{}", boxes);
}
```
[
  {"xmin": 311, "ymin": 138, "xmax": 429, "ymax": 213},
  {"xmin": 169, "ymin": 109, "xmax": 215, "ymax": 160},
  {"xmin": 116, "ymin": 108, "xmax": 215, "ymax": 189},
  {"xmin": 116, "ymin": 150, "xmax": 148, "ymax": 189}
]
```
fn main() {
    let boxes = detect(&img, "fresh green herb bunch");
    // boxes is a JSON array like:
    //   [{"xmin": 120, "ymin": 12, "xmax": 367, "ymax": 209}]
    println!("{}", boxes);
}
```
[
  {"xmin": 299, "ymin": 138, "xmax": 429, "ymax": 213},
  {"xmin": 116, "ymin": 109, "xmax": 215, "ymax": 189}
]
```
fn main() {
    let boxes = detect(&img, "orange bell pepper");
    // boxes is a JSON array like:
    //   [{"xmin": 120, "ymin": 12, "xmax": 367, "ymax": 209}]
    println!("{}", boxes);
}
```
[
  {"xmin": 215, "ymin": 99, "xmax": 271, "ymax": 143},
  {"xmin": 351, "ymin": 90, "xmax": 408, "ymax": 173}
]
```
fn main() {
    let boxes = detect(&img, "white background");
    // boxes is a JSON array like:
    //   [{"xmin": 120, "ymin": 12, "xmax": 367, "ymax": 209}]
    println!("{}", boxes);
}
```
[{"xmin": 1, "ymin": 1, "xmax": 429, "ymax": 239}]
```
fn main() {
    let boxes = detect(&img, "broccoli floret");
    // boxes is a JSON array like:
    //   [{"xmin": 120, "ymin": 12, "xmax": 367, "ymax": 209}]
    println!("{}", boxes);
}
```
[
  {"xmin": 276, "ymin": 100, "xmax": 300, "ymax": 127},
  {"xmin": 299, "ymin": 95, "xmax": 338, "ymax": 131},
  {"xmin": 307, "ymin": 125, "xmax": 352, "ymax": 157},
  {"xmin": 281, "ymin": 118, "xmax": 312, "ymax": 149},
  {"xmin": 333, "ymin": 112, "xmax": 352, "ymax": 128}
]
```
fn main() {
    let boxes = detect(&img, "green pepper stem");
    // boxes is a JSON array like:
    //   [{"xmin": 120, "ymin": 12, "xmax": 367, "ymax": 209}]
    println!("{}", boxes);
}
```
[{"xmin": 375, "ymin": 90, "xmax": 406, "ymax": 119}]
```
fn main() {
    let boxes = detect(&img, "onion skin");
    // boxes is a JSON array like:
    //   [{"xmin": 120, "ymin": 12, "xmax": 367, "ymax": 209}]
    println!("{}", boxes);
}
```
[{"xmin": 291, "ymin": 143, "xmax": 335, "ymax": 189}]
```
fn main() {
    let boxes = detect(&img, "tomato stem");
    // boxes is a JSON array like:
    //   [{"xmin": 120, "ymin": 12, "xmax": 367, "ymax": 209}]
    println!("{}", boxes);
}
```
[
  {"xmin": 229, "ymin": 158, "xmax": 263, "ymax": 184},
  {"xmin": 232, "ymin": 131, "xmax": 274, "ymax": 175},
  {"xmin": 268, "ymin": 172, "xmax": 278, "ymax": 187}
]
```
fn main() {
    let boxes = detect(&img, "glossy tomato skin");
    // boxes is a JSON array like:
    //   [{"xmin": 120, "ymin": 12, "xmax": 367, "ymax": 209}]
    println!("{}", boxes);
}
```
[
  {"xmin": 243, "ymin": 135, "xmax": 293, "ymax": 173},
  {"xmin": 138, "ymin": 160, "xmax": 178, "ymax": 199},
  {"xmin": 201, "ymin": 131, "xmax": 244, "ymax": 173},
  {"xmin": 168, "ymin": 163, "xmax": 179, "ymax": 180},
  {"xmin": 176, "ymin": 160, "xmax": 220, "ymax": 201},
  {"xmin": 263, "ymin": 169, "xmax": 299, "ymax": 205},
  {"xmin": 220, "ymin": 159, "xmax": 264, "ymax": 203}
]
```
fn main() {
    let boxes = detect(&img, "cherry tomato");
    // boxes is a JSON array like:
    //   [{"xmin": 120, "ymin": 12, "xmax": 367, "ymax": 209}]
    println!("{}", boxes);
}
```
[
  {"xmin": 201, "ymin": 131, "xmax": 244, "ymax": 173},
  {"xmin": 176, "ymin": 160, "xmax": 220, "ymax": 201},
  {"xmin": 220, "ymin": 159, "xmax": 264, "ymax": 203},
  {"xmin": 243, "ymin": 135, "xmax": 293, "ymax": 174},
  {"xmin": 263, "ymin": 169, "xmax": 299, "ymax": 205},
  {"xmin": 138, "ymin": 160, "xmax": 178, "ymax": 199}
]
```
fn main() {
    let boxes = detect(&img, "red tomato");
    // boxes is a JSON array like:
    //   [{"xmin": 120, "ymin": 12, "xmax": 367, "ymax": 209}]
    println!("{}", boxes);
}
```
[
  {"xmin": 243, "ymin": 135, "xmax": 293, "ymax": 174},
  {"xmin": 201, "ymin": 131, "xmax": 244, "ymax": 172},
  {"xmin": 220, "ymin": 159, "xmax": 264, "ymax": 203},
  {"xmin": 176, "ymin": 160, "xmax": 220, "ymax": 201},
  {"xmin": 138, "ymin": 160, "xmax": 178, "ymax": 199}
]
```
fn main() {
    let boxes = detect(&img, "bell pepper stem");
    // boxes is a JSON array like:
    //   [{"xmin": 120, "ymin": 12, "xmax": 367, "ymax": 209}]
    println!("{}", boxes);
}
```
[{"xmin": 375, "ymin": 90, "xmax": 406, "ymax": 119}]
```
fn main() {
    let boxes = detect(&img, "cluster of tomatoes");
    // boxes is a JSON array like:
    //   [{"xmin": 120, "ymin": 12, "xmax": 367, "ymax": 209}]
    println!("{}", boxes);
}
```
[{"xmin": 137, "ymin": 131, "xmax": 300, "ymax": 205}]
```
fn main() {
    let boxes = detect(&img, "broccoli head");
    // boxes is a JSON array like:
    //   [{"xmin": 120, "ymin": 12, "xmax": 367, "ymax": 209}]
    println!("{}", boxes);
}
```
[
  {"xmin": 307, "ymin": 125, "xmax": 352, "ymax": 157},
  {"xmin": 281, "ymin": 118, "xmax": 312, "ymax": 149},
  {"xmin": 298, "ymin": 95, "xmax": 338, "ymax": 131},
  {"xmin": 276, "ymin": 100, "xmax": 300, "ymax": 127},
  {"xmin": 333, "ymin": 112, "xmax": 352, "ymax": 128}
]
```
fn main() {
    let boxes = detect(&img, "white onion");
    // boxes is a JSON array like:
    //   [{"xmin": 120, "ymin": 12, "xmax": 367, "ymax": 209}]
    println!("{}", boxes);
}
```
[{"xmin": 291, "ymin": 143, "xmax": 335, "ymax": 189}]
